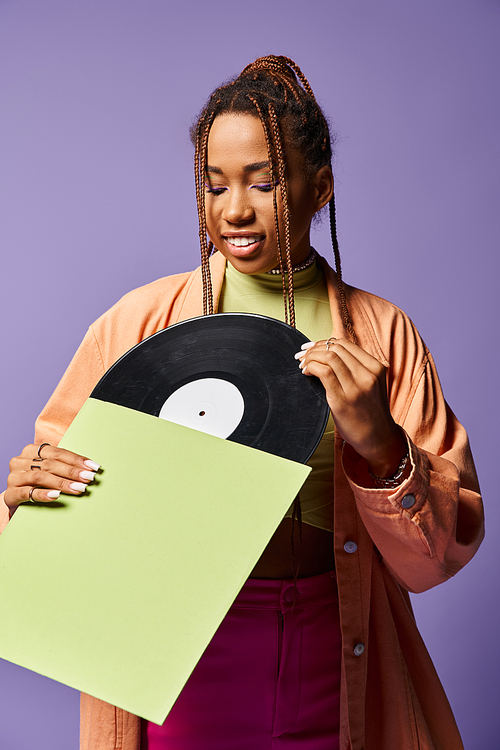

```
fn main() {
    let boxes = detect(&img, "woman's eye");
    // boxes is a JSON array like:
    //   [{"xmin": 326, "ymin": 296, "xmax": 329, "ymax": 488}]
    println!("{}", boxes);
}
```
[
  {"xmin": 252, "ymin": 180, "xmax": 280, "ymax": 192},
  {"xmin": 205, "ymin": 186, "xmax": 226, "ymax": 196}
]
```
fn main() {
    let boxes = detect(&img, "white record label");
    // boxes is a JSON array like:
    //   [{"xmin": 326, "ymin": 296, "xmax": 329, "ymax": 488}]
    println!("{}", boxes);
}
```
[{"xmin": 158, "ymin": 378, "xmax": 245, "ymax": 439}]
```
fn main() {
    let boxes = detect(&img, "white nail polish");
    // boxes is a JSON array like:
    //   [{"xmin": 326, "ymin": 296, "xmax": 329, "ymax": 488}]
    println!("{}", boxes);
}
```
[
  {"xmin": 294, "ymin": 351, "xmax": 306, "ymax": 360},
  {"xmin": 47, "ymin": 490, "xmax": 61, "ymax": 499},
  {"xmin": 301, "ymin": 341, "xmax": 315, "ymax": 350},
  {"xmin": 69, "ymin": 482, "xmax": 87, "ymax": 492},
  {"xmin": 79, "ymin": 470, "xmax": 96, "ymax": 481},
  {"xmin": 84, "ymin": 460, "xmax": 100, "ymax": 471}
]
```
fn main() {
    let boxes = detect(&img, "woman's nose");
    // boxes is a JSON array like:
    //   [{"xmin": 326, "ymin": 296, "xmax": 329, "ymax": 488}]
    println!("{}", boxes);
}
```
[{"xmin": 222, "ymin": 190, "xmax": 255, "ymax": 224}]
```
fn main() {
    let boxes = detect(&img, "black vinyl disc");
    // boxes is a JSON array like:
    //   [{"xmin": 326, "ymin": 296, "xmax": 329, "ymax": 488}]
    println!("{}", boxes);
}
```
[{"xmin": 90, "ymin": 313, "xmax": 329, "ymax": 464}]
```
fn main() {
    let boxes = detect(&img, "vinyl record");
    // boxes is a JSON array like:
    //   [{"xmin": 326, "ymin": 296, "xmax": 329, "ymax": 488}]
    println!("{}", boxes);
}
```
[{"xmin": 90, "ymin": 313, "xmax": 329, "ymax": 464}]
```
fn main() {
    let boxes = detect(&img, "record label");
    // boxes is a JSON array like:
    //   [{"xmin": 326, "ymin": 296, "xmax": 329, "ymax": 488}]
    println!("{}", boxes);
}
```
[{"xmin": 158, "ymin": 377, "xmax": 245, "ymax": 439}]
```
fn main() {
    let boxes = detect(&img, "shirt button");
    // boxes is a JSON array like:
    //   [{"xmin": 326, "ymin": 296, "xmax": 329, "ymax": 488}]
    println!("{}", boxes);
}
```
[
  {"xmin": 344, "ymin": 541, "xmax": 358, "ymax": 553},
  {"xmin": 402, "ymin": 494, "xmax": 416, "ymax": 509},
  {"xmin": 353, "ymin": 642, "xmax": 365, "ymax": 656}
]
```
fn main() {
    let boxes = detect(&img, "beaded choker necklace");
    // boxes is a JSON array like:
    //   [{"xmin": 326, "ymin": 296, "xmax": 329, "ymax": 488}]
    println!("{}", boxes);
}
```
[{"xmin": 266, "ymin": 248, "xmax": 317, "ymax": 275}]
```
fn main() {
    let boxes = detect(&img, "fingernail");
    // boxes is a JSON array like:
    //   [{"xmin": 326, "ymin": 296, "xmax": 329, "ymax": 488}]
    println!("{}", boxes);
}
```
[
  {"xmin": 299, "ymin": 359, "xmax": 305, "ymax": 369},
  {"xmin": 47, "ymin": 490, "xmax": 61, "ymax": 499},
  {"xmin": 84, "ymin": 460, "xmax": 100, "ymax": 471},
  {"xmin": 301, "ymin": 342, "xmax": 315, "ymax": 350},
  {"xmin": 79, "ymin": 470, "xmax": 96, "ymax": 481},
  {"xmin": 294, "ymin": 351, "xmax": 306, "ymax": 360},
  {"xmin": 69, "ymin": 482, "xmax": 87, "ymax": 492}
]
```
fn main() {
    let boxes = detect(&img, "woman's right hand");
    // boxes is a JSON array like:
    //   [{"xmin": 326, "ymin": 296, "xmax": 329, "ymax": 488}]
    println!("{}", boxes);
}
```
[{"xmin": 5, "ymin": 443, "xmax": 100, "ymax": 514}]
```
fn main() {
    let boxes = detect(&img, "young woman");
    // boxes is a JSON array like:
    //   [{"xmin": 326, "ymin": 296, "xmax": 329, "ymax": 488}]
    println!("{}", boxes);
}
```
[{"xmin": 1, "ymin": 56, "xmax": 483, "ymax": 750}]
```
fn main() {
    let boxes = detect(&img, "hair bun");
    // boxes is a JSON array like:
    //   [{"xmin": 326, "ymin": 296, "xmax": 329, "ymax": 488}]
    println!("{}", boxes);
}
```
[
  {"xmin": 241, "ymin": 56, "xmax": 315, "ymax": 101},
  {"xmin": 241, "ymin": 55, "xmax": 297, "ymax": 84}
]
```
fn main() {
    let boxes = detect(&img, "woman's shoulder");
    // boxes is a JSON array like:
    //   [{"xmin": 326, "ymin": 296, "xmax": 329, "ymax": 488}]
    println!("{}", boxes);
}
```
[
  {"xmin": 319, "ymin": 256, "xmax": 426, "ymax": 360},
  {"xmin": 346, "ymin": 282, "xmax": 418, "ymax": 330},
  {"xmin": 96, "ymin": 267, "xmax": 201, "ymax": 325},
  {"xmin": 85, "ymin": 268, "xmax": 205, "ymax": 369},
  {"xmin": 91, "ymin": 252, "xmax": 226, "ymax": 336},
  {"xmin": 103, "ymin": 268, "xmax": 200, "ymax": 317},
  {"xmin": 319, "ymin": 254, "xmax": 416, "ymax": 323}
]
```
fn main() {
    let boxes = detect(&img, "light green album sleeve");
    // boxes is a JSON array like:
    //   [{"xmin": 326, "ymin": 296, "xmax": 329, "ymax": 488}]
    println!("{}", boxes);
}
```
[{"xmin": 0, "ymin": 398, "xmax": 310, "ymax": 723}]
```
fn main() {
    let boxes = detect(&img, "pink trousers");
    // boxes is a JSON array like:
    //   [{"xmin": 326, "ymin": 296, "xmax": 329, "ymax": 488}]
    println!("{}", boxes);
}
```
[{"xmin": 143, "ymin": 571, "xmax": 341, "ymax": 749}]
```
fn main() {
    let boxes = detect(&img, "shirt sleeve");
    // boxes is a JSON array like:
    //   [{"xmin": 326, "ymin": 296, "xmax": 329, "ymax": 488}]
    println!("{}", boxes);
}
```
[{"xmin": 342, "ymin": 305, "xmax": 484, "ymax": 594}]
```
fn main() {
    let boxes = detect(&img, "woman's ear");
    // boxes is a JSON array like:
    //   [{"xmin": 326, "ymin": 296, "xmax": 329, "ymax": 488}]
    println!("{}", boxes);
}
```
[{"xmin": 314, "ymin": 165, "xmax": 334, "ymax": 211}]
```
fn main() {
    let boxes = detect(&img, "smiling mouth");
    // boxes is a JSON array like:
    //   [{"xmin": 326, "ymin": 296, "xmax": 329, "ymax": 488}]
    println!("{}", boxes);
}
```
[{"xmin": 224, "ymin": 235, "xmax": 265, "ymax": 248}]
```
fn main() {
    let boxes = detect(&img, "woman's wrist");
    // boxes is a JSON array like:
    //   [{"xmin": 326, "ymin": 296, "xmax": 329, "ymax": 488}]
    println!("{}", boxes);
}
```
[
  {"xmin": 365, "ymin": 427, "xmax": 408, "ymax": 483},
  {"xmin": 368, "ymin": 451, "xmax": 411, "ymax": 489}
]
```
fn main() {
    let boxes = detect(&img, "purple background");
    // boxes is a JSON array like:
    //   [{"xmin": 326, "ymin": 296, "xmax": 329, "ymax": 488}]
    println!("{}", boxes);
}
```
[{"xmin": 0, "ymin": 0, "xmax": 498, "ymax": 747}]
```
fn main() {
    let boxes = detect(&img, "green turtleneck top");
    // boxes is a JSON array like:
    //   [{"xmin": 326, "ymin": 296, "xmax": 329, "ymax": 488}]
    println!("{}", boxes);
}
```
[{"xmin": 218, "ymin": 260, "xmax": 336, "ymax": 532}]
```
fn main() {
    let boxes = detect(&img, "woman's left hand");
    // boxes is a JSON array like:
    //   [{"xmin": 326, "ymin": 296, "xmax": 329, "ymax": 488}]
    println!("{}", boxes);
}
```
[{"xmin": 295, "ymin": 338, "xmax": 407, "ymax": 477}]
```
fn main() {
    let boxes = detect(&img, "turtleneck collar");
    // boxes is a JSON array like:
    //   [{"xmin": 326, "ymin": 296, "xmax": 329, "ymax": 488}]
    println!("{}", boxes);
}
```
[{"xmin": 224, "ymin": 259, "xmax": 323, "ymax": 293}]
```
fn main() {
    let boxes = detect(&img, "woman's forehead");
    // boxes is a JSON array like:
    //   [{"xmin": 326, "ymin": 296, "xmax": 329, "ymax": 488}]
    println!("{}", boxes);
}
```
[
  {"xmin": 207, "ymin": 114, "xmax": 269, "ymax": 169},
  {"xmin": 206, "ymin": 112, "xmax": 308, "ymax": 179}
]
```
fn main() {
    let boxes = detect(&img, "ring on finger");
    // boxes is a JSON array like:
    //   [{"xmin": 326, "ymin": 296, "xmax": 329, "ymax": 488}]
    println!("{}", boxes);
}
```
[
  {"xmin": 28, "ymin": 487, "xmax": 37, "ymax": 503},
  {"xmin": 32, "ymin": 442, "xmax": 50, "ymax": 463},
  {"xmin": 325, "ymin": 337, "xmax": 337, "ymax": 351}
]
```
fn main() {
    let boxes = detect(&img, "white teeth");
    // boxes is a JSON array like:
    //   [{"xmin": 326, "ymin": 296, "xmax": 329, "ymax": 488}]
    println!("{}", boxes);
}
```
[{"xmin": 226, "ymin": 236, "xmax": 261, "ymax": 247}]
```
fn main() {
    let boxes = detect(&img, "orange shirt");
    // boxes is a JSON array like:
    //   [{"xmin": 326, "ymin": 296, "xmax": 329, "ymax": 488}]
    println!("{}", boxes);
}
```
[{"xmin": 0, "ymin": 252, "xmax": 483, "ymax": 750}]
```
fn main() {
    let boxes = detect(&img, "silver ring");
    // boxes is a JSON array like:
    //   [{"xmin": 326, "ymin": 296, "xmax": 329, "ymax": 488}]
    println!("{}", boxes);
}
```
[
  {"xmin": 325, "ymin": 337, "xmax": 337, "ymax": 351},
  {"xmin": 28, "ymin": 487, "xmax": 37, "ymax": 503},
  {"xmin": 32, "ymin": 442, "xmax": 50, "ymax": 463}
]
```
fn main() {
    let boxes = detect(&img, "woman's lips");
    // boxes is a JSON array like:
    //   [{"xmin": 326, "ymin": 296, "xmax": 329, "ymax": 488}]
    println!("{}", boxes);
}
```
[{"xmin": 223, "ymin": 235, "xmax": 264, "ymax": 257}]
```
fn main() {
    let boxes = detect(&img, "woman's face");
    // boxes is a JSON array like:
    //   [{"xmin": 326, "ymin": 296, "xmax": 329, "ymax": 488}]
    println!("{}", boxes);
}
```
[{"xmin": 204, "ymin": 113, "xmax": 332, "ymax": 274}]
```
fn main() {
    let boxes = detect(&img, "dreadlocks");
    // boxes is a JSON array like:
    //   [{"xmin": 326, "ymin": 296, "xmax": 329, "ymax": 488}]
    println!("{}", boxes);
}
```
[{"xmin": 191, "ymin": 55, "xmax": 355, "ymax": 339}]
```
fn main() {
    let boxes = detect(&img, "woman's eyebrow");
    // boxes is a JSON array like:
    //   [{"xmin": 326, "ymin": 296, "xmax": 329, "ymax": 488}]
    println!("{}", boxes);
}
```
[
  {"xmin": 244, "ymin": 161, "xmax": 270, "ymax": 173},
  {"xmin": 205, "ymin": 161, "xmax": 270, "ymax": 175}
]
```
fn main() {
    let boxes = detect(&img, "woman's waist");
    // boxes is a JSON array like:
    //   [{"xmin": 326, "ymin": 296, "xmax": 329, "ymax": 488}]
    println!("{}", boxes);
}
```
[
  {"xmin": 249, "ymin": 517, "xmax": 334, "ymax": 580},
  {"xmin": 235, "ymin": 569, "xmax": 338, "ymax": 610}
]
